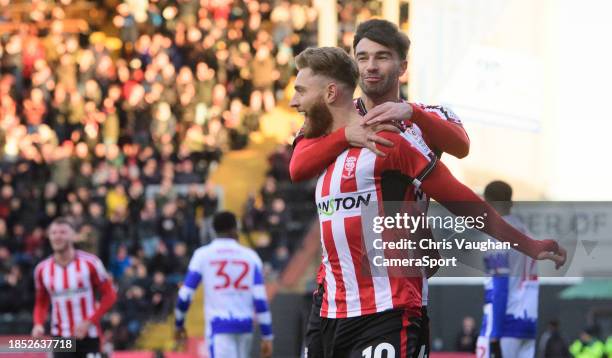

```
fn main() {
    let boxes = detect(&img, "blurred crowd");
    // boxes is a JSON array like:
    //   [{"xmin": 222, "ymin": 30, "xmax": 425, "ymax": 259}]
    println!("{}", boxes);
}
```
[
  {"xmin": 0, "ymin": 0, "xmax": 389, "ymax": 352},
  {"xmin": 0, "ymin": 0, "xmax": 307, "ymax": 351},
  {"xmin": 242, "ymin": 144, "xmax": 315, "ymax": 275}
]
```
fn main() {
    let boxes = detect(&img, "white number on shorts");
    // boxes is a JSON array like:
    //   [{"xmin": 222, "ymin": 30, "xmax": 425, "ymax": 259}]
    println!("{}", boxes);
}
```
[{"xmin": 362, "ymin": 342, "xmax": 396, "ymax": 358}]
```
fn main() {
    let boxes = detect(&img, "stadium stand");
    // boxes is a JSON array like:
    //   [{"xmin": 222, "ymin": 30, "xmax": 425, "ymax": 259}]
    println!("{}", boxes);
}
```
[{"xmin": 0, "ymin": 0, "xmax": 330, "ymax": 352}]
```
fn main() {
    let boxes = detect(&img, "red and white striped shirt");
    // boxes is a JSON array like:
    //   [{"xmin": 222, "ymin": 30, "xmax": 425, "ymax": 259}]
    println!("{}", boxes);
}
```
[
  {"xmin": 294, "ymin": 100, "xmax": 467, "ymax": 307},
  {"xmin": 315, "ymin": 129, "xmax": 435, "ymax": 319},
  {"xmin": 33, "ymin": 250, "xmax": 115, "ymax": 338}
]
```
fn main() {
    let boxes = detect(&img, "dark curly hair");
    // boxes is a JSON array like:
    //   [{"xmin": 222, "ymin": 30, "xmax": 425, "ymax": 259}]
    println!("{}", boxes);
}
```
[{"xmin": 353, "ymin": 19, "xmax": 411, "ymax": 60}]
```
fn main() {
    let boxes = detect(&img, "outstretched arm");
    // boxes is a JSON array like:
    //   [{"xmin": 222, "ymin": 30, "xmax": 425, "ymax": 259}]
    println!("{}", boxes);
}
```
[
  {"xmin": 419, "ymin": 162, "xmax": 563, "ymax": 263},
  {"xmin": 377, "ymin": 131, "xmax": 561, "ymax": 262}
]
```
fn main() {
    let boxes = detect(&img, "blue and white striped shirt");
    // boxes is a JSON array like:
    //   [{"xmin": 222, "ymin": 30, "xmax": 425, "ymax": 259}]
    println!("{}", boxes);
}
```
[{"xmin": 175, "ymin": 238, "xmax": 273, "ymax": 340}]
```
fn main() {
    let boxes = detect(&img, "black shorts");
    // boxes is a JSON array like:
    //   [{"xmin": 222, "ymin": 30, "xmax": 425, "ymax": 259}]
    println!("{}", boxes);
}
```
[
  {"xmin": 303, "ymin": 285, "xmax": 325, "ymax": 358},
  {"xmin": 303, "ymin": 285, "xmax": 430, "ymax": 358},
  {"xmin": 53, "ymin": 337, "xmax": 101, "ymax": 358}
]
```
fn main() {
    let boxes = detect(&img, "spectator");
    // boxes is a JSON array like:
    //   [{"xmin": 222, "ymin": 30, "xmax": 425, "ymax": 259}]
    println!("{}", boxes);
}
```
[
  {"xmin": 104, "ymin": 311, "xmax": 132, "ymax": 351},
  {"xmin": 172, "ymin": 242, "xmax": 190, "ymax": 273},
  {"xmin": 132, "ymin": 262, "xmax": 151, "ymax": 291},
  {"xmin": 0, "ymin": 265, "xmax": 33, "ymax": 313},
  {"xmin": 148, "ymin": 271, "xmax": 172, "ymax": 320},
  {"xmin": 106, "ymin": 184, "xmax": 129, "ymax": 218},
  {"xmin": 266, "ymin": 197, "xmax": 289, "ymax": 269},
  {"xmin": 174, "ymin": 159, "xmax": 200, "ymax": 184},
  {"xmin": 157, "ymin": 201, "xmax": 181, "ymax": 248},
  {"xmin": 538, "ymin": 320, "xmax": 570, "ymax": 358},
  {"xmin": 455, "ymin": 316, "xmax": 478, "ymax": 353},
  {"xmin": 199, "ymin": 181, "xmax": 219, "ymax": 243},
  {"xmin": 148, "ymin": 241, "xmax": 174, "ymax": 275},
  {"xmin": 110, "ymin": 244, "xmax": 132, "ymax": 279},
  {"xmin": 118, "ymin": 285, "xmax": 150, "ymax": 338},
  {"xmin": 0, "ymin": 244, "xmax": 13, "ymax": 274},
  {"xmin": 569, "ymin": 326, "xmax": 605, "ymax": 358},
  {"xmin": 136, "ymin": 199, "xmax": 159, "ymax": 259}
]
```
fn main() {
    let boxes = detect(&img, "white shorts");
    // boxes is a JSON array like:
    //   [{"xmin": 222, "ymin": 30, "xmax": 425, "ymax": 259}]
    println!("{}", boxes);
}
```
[
  {"xmin": 476, "ymin": 336, "xmax": 535, "ymax": 358},
  {"xmin": 208, "ymin": 333, "xmax": 253, "ymax": 358}
]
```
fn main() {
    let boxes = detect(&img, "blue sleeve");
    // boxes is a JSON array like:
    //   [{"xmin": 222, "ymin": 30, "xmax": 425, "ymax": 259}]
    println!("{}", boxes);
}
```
[
  {"xmin": 252, "ymin": 263, "xmax": 273, "ymax": 340},
  {"xmin": 175, "ymin": 270, "xmax": 202, "ymax": 328}
]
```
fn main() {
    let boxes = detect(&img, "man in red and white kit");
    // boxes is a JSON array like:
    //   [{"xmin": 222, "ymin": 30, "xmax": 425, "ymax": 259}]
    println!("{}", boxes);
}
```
[
  {"xmin": 289, "ymin": 46, "xmax": 566, "ymax": 358},
  {"xmin": 294, "ymin": 19, "xmax": 470, "ymax": 358},
  {"xmin": 32, "ymin": 217, "xmax": 117, "ymax": 358}
]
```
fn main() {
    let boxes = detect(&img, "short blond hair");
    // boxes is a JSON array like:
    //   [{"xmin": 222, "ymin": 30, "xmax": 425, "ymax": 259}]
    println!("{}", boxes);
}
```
[{"xmin": 295, "ymin": 47, "xmax": 358, "ymax": 90}]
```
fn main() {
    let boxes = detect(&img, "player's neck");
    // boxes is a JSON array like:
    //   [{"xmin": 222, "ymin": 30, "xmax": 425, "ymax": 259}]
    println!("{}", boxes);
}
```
[
  {"xmin": 362, "ymin": 88, "xmax": 401, "ymax": 111},
  {"xmin": 330, "ymin": 101, "xmax": 362, "ymax": 132},
  {"xmin": 54, "ymin": 246, "xmax": 76, "ymax": 266},
  {"xmin": 215, "ymin": 231, "xmax": 238, "ymax": 241}
]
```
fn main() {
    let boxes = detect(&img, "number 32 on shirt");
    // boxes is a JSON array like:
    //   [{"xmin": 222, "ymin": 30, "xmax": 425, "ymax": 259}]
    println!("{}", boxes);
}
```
[{"xmin": 211, "ymin": 260, "xmax": 250, "ymax": 290}]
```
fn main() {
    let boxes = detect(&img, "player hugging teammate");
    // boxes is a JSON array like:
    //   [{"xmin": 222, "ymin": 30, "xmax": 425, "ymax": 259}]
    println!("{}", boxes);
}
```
[{"xmin": 289, "ymin": 20, "xmax": 566, "ymax": 358}]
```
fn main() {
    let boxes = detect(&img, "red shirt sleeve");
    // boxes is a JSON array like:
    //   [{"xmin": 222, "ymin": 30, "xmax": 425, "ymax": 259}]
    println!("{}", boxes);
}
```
[
  {"xmin": 410, "ymin": 104, "xmax": 470, "ymax": 158},
  {"xmin": 33, "ymin": 264, "xmax": 50, "ymax": 326},
  {"xmin": 419, "ymin": 161, "xmax": 559, "ymax": 259},
  {"xmin": 380, "ymin": 131, "xmax": 432, "ymax": 179},
  {"xmin": 89, "ymin": 280, "xmax": 117, "ymax": 323},
  {"xmin": 86, "ymin": 259, "xmax": 117, "ymax": 324},
  {"xmin": 289, "ymin": 127, "xmax": 349, "ymax": 182}
]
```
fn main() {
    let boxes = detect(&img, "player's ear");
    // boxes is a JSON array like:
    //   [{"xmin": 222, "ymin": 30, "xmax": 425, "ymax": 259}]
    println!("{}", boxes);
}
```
[
  {"xmin": 399, "ymin": 60, "xmax": 408, "ymax": 76},
  {"xmin": 325, "ymin": 82, "xmax": 338, "ymax": 104}
]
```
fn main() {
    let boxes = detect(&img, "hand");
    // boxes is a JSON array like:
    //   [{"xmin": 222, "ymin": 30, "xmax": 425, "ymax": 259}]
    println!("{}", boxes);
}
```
[
  {"xmin": 31, "ymin": 324, "xmax": 45, "ymax": 338},
  {"xmin": 362, "ymin": 101, "xmax": 413, "ymax": 126},
  {"xmin": 537, "ymin": 243, "xmax": 567, "ymax": 270},
  {"xmin": 260, "ymin": 339, "xmax": 273, "ymax": 358},
  {"xmin": 345, "ymin": 120, "xmax": 400, "ymax": 157},
  {"xmin": 74, "ymin": 320, "xmax": 91, "ymax": 339},
  {"xmin": 174, "ymin": 327, "xmax": 187, "ymax": 349}
]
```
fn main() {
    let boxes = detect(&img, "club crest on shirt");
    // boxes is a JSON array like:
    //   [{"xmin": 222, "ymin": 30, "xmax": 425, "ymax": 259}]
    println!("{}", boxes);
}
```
[
  {"xmin": 403, "ymin": 127, "xmax": 432, "ymax": 157},
  {"xmin": 342, "ymin": 155, "xmax": 357, "ymax": 180}
]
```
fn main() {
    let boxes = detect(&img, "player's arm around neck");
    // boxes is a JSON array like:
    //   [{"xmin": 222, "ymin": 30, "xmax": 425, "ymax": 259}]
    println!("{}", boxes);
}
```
[
  {"xmin": 290, "ymin": 121, "xmax": 399, "ymax": 182},
  {"xmin": 363, "ymin": 101, "xmax": 470, "ymax": 159},
  {"xmin": 290, "ymin": 128, "xmax": 348, "ymax": 182},
  {"xmin": 409, "ymin": 104, "xmax": 470, "ymax": 158}
]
